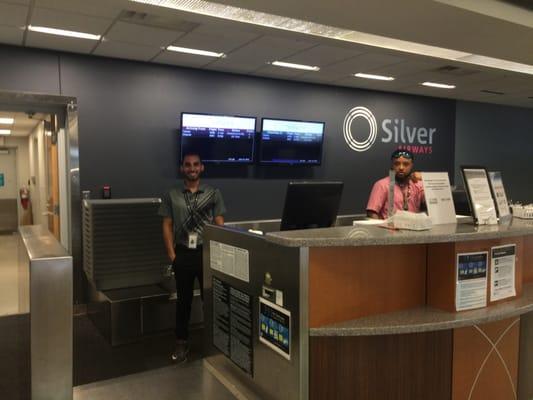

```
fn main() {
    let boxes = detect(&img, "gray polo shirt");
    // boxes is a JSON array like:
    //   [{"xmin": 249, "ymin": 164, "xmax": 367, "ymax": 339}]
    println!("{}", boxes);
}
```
[{"xmin": 158, "ymin": 183, "xmax": 226, "ymax": 247}]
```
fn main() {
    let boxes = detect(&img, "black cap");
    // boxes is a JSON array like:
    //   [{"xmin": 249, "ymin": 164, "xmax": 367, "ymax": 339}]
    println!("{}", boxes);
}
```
[{"xmin": 391, "ymin": 149, "xmax": 414, "ymax": 161}]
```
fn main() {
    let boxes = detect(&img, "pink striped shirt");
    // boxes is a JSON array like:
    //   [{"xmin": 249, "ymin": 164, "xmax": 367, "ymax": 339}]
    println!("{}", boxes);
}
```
[{"xmin": 366, "ymin": 176, "xmax": 425, "ymax": 219}]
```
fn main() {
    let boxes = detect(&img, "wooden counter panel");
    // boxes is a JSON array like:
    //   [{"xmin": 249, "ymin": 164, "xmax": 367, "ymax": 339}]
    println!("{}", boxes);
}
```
[
  {"xmin": 309, "ymin": 245, "xmax": 426, "ymax": 328},
  {"xmin": 309, "ymin": 331, "xmax": 452, "ymax": 400},
  {"xmin": 452, "ymin": 317, "xmax": 519, "ymax": 400},
  {"xmin": 523, "ymin": 236, "xmax": 533, "ymax": 283}
]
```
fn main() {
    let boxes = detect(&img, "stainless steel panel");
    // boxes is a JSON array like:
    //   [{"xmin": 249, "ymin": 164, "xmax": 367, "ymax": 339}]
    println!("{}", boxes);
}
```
[
  {"xmin": 19, "ymin": 225, "xmax": 72, "ymax": 400},
  {"xmin": 519, "ymin": 311, "xmax": 533, "ymax": 400},
  {"xmin": 203, "ymin": 225, "xmax": 304, "ymax": 400}
]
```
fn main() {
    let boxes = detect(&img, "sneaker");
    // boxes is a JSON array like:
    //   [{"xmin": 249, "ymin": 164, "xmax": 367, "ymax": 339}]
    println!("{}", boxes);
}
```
[{"xmin": 171, "ymin": 340, "xmax": 189, "ymax": 363}]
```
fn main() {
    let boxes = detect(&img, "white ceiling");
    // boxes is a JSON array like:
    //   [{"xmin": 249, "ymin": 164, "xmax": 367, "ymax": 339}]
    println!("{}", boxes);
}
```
[
  {"xmin": 0, "ymin": 111, "xmax": 47, "ymax": 137},
  {"xmin": 0, "ymin": 0, "xmax": 531, "ymax": 108}
]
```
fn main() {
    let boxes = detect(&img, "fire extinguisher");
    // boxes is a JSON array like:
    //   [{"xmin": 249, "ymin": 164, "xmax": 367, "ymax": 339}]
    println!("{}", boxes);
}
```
[{"xmin": 20, "ymin": 186, "xmax": 30, "ymax": 210}]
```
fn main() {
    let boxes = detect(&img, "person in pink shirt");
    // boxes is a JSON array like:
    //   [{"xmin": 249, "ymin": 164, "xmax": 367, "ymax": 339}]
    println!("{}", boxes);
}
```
[{"xmin": 366, "ymin": 149, "xmax": 425, "ymax": 219}]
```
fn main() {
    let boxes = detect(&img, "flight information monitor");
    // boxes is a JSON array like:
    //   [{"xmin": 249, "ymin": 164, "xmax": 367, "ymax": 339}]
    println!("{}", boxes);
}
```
[
  {"xmin": 180, "ymin": 113, "xmax": 256, "ymax": 163},
  {"xmin": 259, "ymin": 118, "xmax": 325, "ymax": 165}
]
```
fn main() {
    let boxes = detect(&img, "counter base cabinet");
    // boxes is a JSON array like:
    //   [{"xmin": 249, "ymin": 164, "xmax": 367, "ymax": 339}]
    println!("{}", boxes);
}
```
[{"xmin": 309, "ymin": 330, "xmax": 453, "ymax": 400}]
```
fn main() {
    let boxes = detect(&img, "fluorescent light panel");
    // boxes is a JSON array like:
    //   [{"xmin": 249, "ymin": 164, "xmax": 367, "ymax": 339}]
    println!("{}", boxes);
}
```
[
  {"xmin": 28, "ymin": 25, "xmax": 101, "ymax": 40},
  {"xmin": 354, "ymin": 73, "xmax": 394, "ymax": 81},
  {"xmin": 166, "ymin": 45, "xmax": 224, "ymax": 57},
  {"xmin": 0, "ymin": 129, "xmax": 11, "ymax": 135},
  {"xmin": 271, "ymin": 61, "xmax": 320, "ymax": 71},
  {"xmin": 422, "ymin": 81, "xmax": 456, "ymax": 89},
  {"xmin": 0, "ymin": 117, "xmax": 14, "ymax": 124},
  {"xmin": 129, "ymin": 0, "xmax": 533, "ymax": 75}
]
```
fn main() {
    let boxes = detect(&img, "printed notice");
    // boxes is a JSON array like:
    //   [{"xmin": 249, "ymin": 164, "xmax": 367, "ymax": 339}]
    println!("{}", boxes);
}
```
[
  {"xmin": 456, "ymin": 252, "xmax": 488, "ymax": 311},
  {"xmin": 488, "ymin": 172, "xmax": 510, "ymax": 219},
  {"xmin": 212, "ymin": 277, "xmax": 254, "ymax": 376},
  {"xmin": 490, "ymin": 244, "xmax": 516, "ymax": 302},
  {"xmin": 210, "ymin": 241, "xmax": 250, "ymax": 282},
  {"xmin": 259, "ymin": 297, "xmax": 291, "ymax": 361},
  {"xmin": 462, "ymin": 168, "xmax": 497, "ymax": 225},
  {"xmin": 421, "ymin": 172, "xmax": 456, "ymax": 225}
]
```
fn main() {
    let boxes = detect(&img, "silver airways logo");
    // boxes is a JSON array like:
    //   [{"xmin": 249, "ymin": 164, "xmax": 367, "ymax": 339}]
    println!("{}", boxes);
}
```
[
  {"xmin": 343, "ymin": 106, "xmax": 436, "ymax": 154},
  {"xmin": 343, "ymin": 106, "xmax": 377, "ymax": 152}
]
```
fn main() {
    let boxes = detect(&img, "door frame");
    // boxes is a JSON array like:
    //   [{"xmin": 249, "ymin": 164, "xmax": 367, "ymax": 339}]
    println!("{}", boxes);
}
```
[{"xmin": 0, "ymin": 90, "xmax": 81, "ymax": 302}]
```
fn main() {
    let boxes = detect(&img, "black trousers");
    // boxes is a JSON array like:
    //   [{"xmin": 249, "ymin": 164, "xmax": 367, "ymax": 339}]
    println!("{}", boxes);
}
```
[{"xmin": 173, "ymin": 245, "xmax": 203, "ymax": 340}]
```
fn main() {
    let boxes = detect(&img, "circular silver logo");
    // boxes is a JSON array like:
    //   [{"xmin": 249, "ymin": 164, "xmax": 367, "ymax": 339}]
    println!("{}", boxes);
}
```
[{"xmin": 343, "ymin": 106, "xmax": 377, "ymax": 152}]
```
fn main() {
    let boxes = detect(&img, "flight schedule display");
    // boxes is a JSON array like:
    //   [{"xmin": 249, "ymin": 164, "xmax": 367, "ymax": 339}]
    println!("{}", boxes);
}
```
[
  {"xmin": 260, "ymin": 118, "xmax": 325, "ymax": 165},
  {"xmin": 180, "ymin": 113, "xmax": 256, "ymax": 163}
]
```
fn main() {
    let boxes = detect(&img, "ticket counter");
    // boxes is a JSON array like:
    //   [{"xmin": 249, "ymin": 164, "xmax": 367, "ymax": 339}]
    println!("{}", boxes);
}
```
[{"xmin": 202, "ymin": 217, "xmax": 533, "ymax": 400}]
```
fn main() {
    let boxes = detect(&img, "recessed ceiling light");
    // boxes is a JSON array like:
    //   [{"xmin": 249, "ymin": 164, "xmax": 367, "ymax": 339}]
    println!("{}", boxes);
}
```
[
  {"xmin": 129, "ymin": 0, "xmax": 533, "ymax": 76},
  {"xmin": 0, "ymin": 129, "xmax": 11, "ymax": 135},
  {"xmin": 421, "ymin": 81, "xmax": 456, "ymax": 89},
  {"xmin": 28, "ymin": 25, "xmax": 101, "ymax": 40},
  {"xmin": 354, "ymin": 73, "xmax": 395, "ymax": 81},
  {"xmin": 271, "ymin": 61, "xmax": 320, "ymax": 71},
  {"xmin": 166, "ymin": 45, "xmax": 224, "ymax": 58},
  {"xmin": 0, "ymin": 117, "xmax": 14, "ymax": 124}
]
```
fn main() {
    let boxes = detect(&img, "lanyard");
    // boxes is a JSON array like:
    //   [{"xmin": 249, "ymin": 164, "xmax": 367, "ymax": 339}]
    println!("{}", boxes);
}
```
[{"xmin": 399, "ymin": 183, "xmax": 411, "ymax": 210}]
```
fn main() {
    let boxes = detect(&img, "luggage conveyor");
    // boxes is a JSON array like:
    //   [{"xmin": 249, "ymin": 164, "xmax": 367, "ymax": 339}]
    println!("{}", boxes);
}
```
[{"xmin": 83, "ymin": 198, "xmax": 203, "ymax": 346}]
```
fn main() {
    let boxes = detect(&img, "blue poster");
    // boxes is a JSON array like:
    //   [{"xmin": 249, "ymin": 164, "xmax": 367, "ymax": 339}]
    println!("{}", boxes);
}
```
[{"xmin": 0, "ymin": 173, "xmax": 4, "ymax": 187}]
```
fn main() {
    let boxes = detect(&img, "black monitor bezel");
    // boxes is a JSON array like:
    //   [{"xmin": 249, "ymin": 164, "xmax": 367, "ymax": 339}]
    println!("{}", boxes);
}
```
[
  {"xmin": 179, "ymin": 111, "xmax": 257, "ymax": 165},
  {"xmin": 259, "ymin": 117, "xmax": 325, "ymax": 166}
]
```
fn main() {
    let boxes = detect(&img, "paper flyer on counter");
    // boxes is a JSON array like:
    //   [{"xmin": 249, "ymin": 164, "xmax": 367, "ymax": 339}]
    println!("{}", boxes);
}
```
[
  {"xmin": 421, "ymin": 172, "xmax": 456, "ymax": 225},
  {"xmin": 462, "ymin": 168, "xmax": 497, "ymax": 225},
  {"xmin": 490, "ymin": 244, "xmax": 516, "ymax": 301},
  {"xmin": 456, "ymin": 252, "xmax": 488, "ymax": 311}
]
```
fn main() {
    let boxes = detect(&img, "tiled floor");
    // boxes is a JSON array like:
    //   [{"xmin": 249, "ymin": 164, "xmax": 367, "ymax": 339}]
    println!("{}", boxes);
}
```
[
  {"xmin": 0, "ymin": 232, "xmax": 20, "ymax": 316},
  {"xmin": 73, "ymin": 361, "xmax": 236, "ymax": 400}
]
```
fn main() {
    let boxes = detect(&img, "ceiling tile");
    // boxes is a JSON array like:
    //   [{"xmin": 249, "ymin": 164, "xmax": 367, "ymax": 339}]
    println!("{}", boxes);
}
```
[
  {"xmin": 0, "ymin": 24, "xmax": 24, "ymax": 45},
  {"xmin": 0, "ymin": 0, "xmax": 30, "ymax": 4},
  {"xmin": 35, "ymin": 0, "xmax": 123, "ymax": 19},
  {"xmin": 0, "ymin": 2, "xmax": 28, "ymax": 27},
  {"xmin": 152, "ymin": 50, "xmax": 215, "ymax": 68},
  {"xmin": 31, "ymin": 6, "xmax": 112, "ymax": 35},
  {"xmin": 334, "ymin": 75, "xmax": 412, "ymax": 91},
  {"xmin": 325, "ymin": 52, "xmax": 405, "ymax": 74},
  {"xmin": 283, "ymin": 44, "xmax": 364, "ymax": 67},
  {"xmin": 172, "ymin": 28, "xmax": 260, "ymax": 54},
  {"xmin": 253, "ymin": 65, "xmax": 309, "ymax": 78},
  {"xmin": 105, "ymin": 21, "xmax": 183, "ymax": 47},
  {"xmin": 93, "ymin": 40, "xmax": 162, "ymax": 61},
  {"xmin": 26, "ymin": 30, "xmax": 96, "ymax": 53}
]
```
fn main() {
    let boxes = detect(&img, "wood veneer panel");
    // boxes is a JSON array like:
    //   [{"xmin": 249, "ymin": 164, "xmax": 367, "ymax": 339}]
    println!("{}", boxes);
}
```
[
  {"xmin": 523, "ymin": 236, "xmax": 533, "ymax": 283},
  {"xmin": 452, "ymin": 317, "xmax": 519, "ymax": 400},
  {"xmin": 309, "ymin": 245, "xmax": 426, "ymax": 327},
  {"xmin": 309, "ymin": 331, "xmax": 452, "ymax": 400}
]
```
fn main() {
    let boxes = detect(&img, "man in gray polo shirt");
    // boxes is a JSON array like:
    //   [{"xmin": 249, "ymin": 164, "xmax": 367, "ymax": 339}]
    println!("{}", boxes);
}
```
[{"xmin": 159, "ymin": 152, "xmax": 226, "ymax": 362}]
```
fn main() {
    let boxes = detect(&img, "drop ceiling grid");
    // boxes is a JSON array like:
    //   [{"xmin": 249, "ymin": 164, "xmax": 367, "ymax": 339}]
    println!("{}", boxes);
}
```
[
  {"xmin": 93, "ymin": 40, "xmax": 163, "ymax": 61},
  {"xmin": 30, "ymin": 6, "xmax": 114, "ymax": 34},
  {"xmin": 0, "ymin": 25, "xmax": 24, "ymax": 45},
  {"xmin": 0, "ymin": 2, "xmax": 28, "ymax": 26},
  {"xmin": 170, "ymin": 28, "xmax": 260, "ymax": 54},
  {"xmin": 34, "ymin": 0, "xmax": 124, "ymax": 19},
  {"xmin": 153, "ymin": 50, "xmax": 218, "ymax": 68},
  {"xmin": 104, "ymin": 20, "xmax": 184, "ymax": 47},
  {"xmin": 280, "ymin": 44, "xmax": 365, "ymax": 67}
]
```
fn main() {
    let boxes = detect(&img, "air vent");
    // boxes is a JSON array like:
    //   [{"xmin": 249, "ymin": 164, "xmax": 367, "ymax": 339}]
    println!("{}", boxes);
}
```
[
  {"xmin": 434, "ymin": 65, "xmax": 480, "ymax": 76},
  {"xmin": 119, "ymin": 9, "xmax": 200, "ymax": 32},
  {"xmin": 481, "ymin": 89, "xmax": 505, "ymax": 95}
]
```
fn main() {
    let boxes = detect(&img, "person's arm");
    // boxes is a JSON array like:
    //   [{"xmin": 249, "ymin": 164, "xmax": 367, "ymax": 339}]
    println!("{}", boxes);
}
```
[
  {"xmin": 212, "ymin": 189, "xmax": 226, "ymax": 227},
  {"xmin": 162, "ymin": 217, "xmax": 175, "ymax": 262},
  {"xmin": 366, "ymin": 210, "xmax": 380, "ymax": 219},
  {"xmin": 214, "ymin": 215, "xmax": 225, "ymax": 226}
]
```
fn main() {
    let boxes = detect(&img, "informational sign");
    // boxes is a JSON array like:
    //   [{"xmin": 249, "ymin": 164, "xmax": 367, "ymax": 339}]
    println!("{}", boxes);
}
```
[
  {"xmin": 461, "ymin": 167, "xmax": 498, "ymax": 225},
  {"xmin": 259, "ymin": 297, "xmax": 291, "ymax": 361},
  {"xmin": 210, "ymin": 241, "xmax": 249, "ymax": 282},
  {"xmin": 456, "ymin": 252, "xmax": 488, "ymax": 311},
  {"xmin": 421, "ymin": 172, "xmax": 456, "ymax": 225},
  {"xmin": 490, "ymin": 244, "xmax": 516, "ymax": 302},
  {"xmin": 212, "ymin": 277, "xmax": 253, "ymax": 376},
  {"xmin": 0, "ymin": 173, "xmax": 4, "ymax": 187},
  {"xmin": 488, "ymin": 171, "xmax": 510, "ymax": 219}
]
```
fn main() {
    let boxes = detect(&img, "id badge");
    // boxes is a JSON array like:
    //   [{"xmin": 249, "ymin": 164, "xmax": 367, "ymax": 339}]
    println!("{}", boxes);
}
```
[{"xmin": 187, "ymin": 232, "xmax": 198, "ymax": 249}]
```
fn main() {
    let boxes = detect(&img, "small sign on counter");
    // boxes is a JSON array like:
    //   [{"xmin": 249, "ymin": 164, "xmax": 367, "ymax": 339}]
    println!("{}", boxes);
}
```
[
  {"xmin": 490, "ymin": 244, "xmax": 516, "ymax": 302},
  {"xmin": 259, "ymin": 297, "xmax": 291, "ymax": 361},
  {"xmin": 456, "ymin": 252, "xmax": 488, "ymax": 311}
]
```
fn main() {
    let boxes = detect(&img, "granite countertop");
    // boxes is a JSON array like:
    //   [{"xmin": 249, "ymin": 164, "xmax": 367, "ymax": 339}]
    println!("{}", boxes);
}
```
[
  {"xmin": 310, "ymin": 283, "xmax": 533, "ymax": 336},
  {"xmin": 265, "ymin": 217, "xmax": 533, "ymax": 247}
]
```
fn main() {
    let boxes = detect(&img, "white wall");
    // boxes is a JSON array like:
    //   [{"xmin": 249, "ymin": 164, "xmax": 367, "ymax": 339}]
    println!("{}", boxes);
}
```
[
  {"xmin": 2, "ymin": 136, "xmax": 30, "ymax": 222},
  {"xmin": 28, "ymin": 121, "xmax": 48, "ymax": 227}
]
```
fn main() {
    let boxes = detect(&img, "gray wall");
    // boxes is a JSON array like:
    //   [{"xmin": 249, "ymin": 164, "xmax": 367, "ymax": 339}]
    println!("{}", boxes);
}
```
[
  {"xmin": 0, "ymin": 44, "xmax": 531, "ymax": 221},
  {"xmin": 455, "ymin": 101, "xmax": 533, "ymax": 203}
]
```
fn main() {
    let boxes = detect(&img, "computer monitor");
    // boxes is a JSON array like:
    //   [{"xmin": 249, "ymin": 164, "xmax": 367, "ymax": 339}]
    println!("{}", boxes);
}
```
[
  {"xmin": 180, "ymin": 112, "xmax": 256, "ymax": 164},
  {"xmin": 280, "ymin": 181, "xmax": 344, "ymax": 231},
  {"xmin": 259, "ymin": 118, "xmax": 325, "ymax": 165}
]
